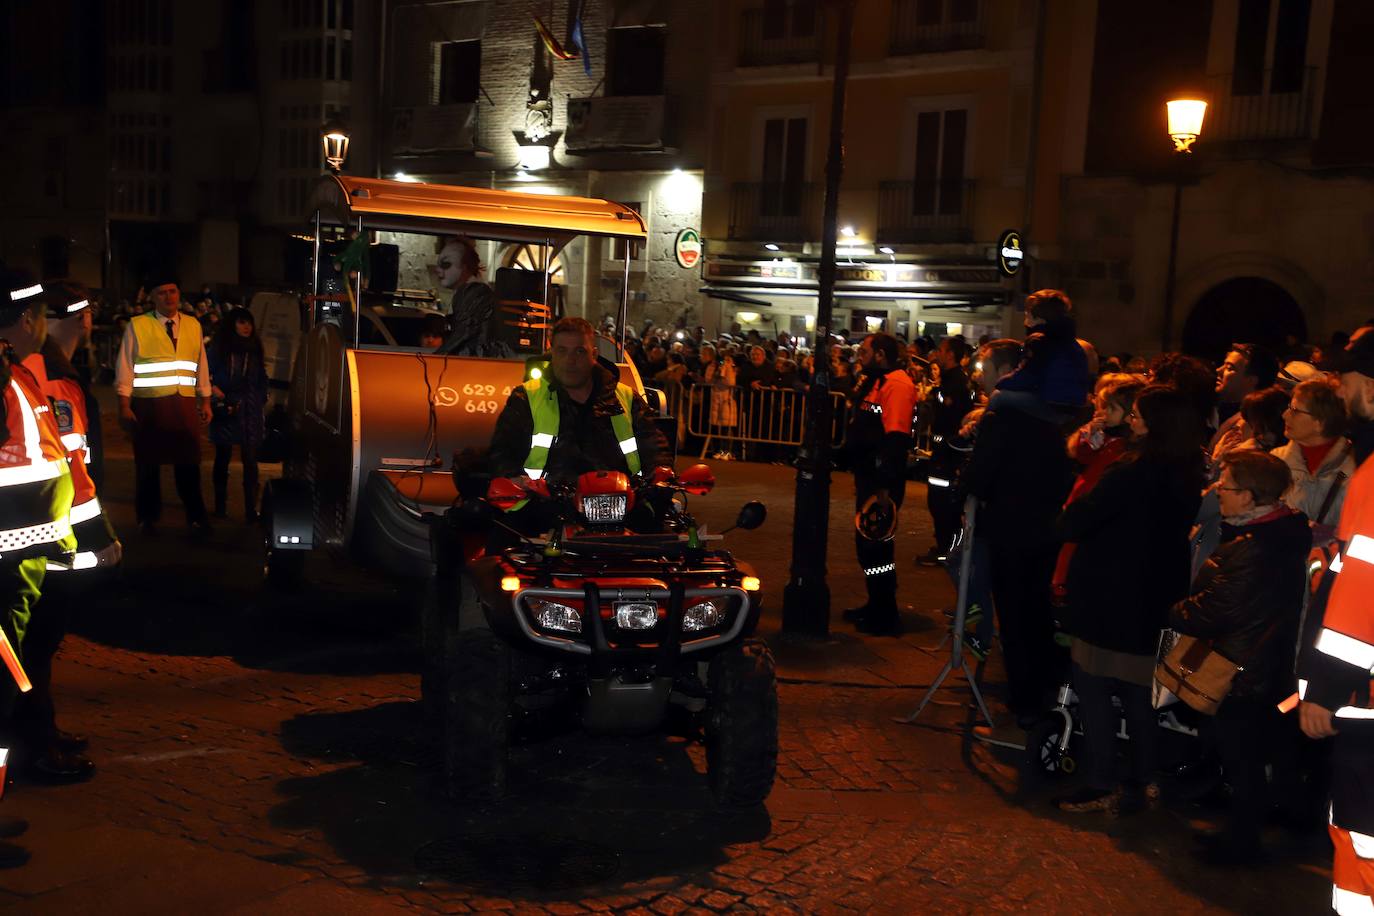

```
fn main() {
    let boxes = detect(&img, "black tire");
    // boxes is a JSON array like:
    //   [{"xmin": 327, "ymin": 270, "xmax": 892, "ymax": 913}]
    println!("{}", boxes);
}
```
[
  {"xmin": 706, "ymin": 639, "xmax": 778, "ymax": 807},
  {"xmin": 445, "ymin": 627, "xmax": 510, "ymax": 802},
  {"xmin": 1023, "ymin": 717, "xmax": 1070, "ymax": 782}
]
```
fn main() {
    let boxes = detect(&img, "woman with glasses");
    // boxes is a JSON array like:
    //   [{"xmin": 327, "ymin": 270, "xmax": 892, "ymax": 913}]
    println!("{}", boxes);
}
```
[{"xmin": 1275, "ymin": 378, "xmax": 1355, "ymax": 543}]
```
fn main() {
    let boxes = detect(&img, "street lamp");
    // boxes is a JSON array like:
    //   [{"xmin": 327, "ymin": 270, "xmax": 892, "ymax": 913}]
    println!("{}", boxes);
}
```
[
  {"xmin": 1160, "ymin": 96, "xmax": 1206, "ymax": 351},
  {"xmin": 321, "ymin": 118, "xmax": 351, "ymax": 173}
]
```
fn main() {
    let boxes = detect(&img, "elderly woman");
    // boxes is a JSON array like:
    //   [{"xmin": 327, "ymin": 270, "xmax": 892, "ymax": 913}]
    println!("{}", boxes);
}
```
[
  {"xmin": 1170, "ymin": 450, "xmax": 1309, "ymax": 865},
  {"xmin": 1274, "ymin": 378, "xmax": 1355, "ymax": 541}
]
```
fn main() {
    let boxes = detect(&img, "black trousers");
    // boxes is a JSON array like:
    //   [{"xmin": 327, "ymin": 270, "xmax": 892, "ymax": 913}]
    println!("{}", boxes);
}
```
[
  {"xmin": 213, "ymin": 441, "xmax": 260, "ymax": 515},
  {"xmin": 11, "ymin": 572, "xmax": 83, "ymax": 748},
  {"xmin": 1073, "ymin": 662, "xmax": 1157, "ymax": 792},
  {"xmin": 854, "ymin": 471, "xmax": 906, "ymax": 614},
  {"xmin": 1211, "ymin": 693, "xmax": 1283, "ymax": 843},
  {"xmin": 136, "ymin": 460, "xmax": 207, "ymax": 525},
  {"xmin": 988, "ymin": 538, "xmax": 1063, "ymax": 718},
  {"xmin": 925, "ymin": 476, "xmax": 963, "ymax": 555}
]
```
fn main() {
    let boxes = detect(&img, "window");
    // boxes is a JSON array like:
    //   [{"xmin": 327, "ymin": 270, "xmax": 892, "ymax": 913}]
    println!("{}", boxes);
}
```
[
  {"xmin": 915, "ymin": 0, "xmax": 978, "ymax": 25},
  {"xmin": 610, "ymin": 202, "xmax": 645, "ymax": 261},
  {"xmin": 912, "ymin": 108, "xmax": 967, "ymax": 215},
  {"xmin": 760, "ymin": 116, "xmax": 808, "ymax": 216},
  {"xmin": 607, "ymin": 26, "xmax": 666, "ymax": 97},
  {"xmin": 436, "ymin": 40, "xmax": 481, "ymax": 104},
  {"xmin": 761, "ymin": 0, "xmax": 816, "ymax": 40},
  {"xmin": 1232, "ymin": 0, "xmax": 1311, "ymax": 96}
]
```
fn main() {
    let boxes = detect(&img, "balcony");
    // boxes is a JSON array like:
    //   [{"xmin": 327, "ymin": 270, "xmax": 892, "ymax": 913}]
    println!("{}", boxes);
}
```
[
  {"xmin": 877, "ymin": 180, "xmax": 975, "ymax": 243},
  {"xmin": 1204, "ymin": 68, "xmax": 1316, "ymax": 143},
  {"xmin": 738, "ymin": 6, "xmax": 821, "ymax": 67},
  {"xmin": 565, "ymin": 95, "xmax": 667, "ymax": 154},
  {"xmin": 389, "ymin": 103, "xmax": 479, "ymax": 155},
  {"xmin": 889, "ymin": 0, "xmax": 984, "ymax": 55},
  {"xmin": 728, "ymin": 182, "xmax": 819, "ymax": 242}
]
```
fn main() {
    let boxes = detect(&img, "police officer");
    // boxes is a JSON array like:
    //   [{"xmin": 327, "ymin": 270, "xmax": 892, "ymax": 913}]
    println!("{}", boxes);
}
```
[
  {"xmin": 488, "ymin": 316, "xmax": 667, "ymax": 528},
  {"xmin": 13, "ymin": 282, "xmax": 120, "ymax": 782},
  {"xmin": 0, "ymin": 270, "xmax": 82, "ymax": 868},
  {"xmin": 842, "ymin": 332, "xmax": 918, "ymax": 636}
]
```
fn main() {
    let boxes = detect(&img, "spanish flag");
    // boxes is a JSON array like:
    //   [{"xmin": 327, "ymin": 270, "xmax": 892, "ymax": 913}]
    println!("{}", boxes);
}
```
[{"xmin": 534, "ymin": 15, "xmax": 579, "ymax": 61}]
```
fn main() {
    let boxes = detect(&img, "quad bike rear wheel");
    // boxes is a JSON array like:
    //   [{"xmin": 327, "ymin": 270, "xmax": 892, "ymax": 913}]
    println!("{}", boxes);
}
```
[
  {"xmin": 445, "ymin": 627, "xmax": 511, "ymax": 801},
  {"xmin": 706, "ymin": 639, "xmax": 778, "ymax": 807}
]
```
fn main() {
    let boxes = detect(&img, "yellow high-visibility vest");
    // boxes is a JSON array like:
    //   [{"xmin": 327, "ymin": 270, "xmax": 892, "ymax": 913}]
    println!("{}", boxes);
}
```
[{"xmin": 130, "ymin": 312, "xmax": 202, "ymax": 398}]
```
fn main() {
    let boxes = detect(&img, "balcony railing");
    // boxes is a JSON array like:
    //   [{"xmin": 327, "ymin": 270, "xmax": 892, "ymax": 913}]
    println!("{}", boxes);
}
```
[
  {"xmin": 565, "ymin": 95, "xmax": 667, "ymax": 153},
  {"xmin": 877, "ymin": 180, "xmax": 975, "ymax": 243},
  {"xmin": 389, "ymin": 102, "xmax": 479, "ymax": 155},
  {"xmin": 729, "ymin": 181, "xmax": 819, "ymax": 241},
  {"xmin": 1204, "ymin": 68, "xmax": 1316, "ymax": 143},
  {"xmin": 738, "ymin": 6, "xmax": 821, "ymax": 67},
  {"xmin": 889, "ymin": 0, "xmax": 984, "ymax": 55}
]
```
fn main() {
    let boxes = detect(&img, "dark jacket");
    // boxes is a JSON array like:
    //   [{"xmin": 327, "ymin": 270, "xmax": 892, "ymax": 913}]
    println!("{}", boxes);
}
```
[
  {"xmin": 207, "ymin": 339, "xmax": 269, "ymax": 448},
  {"xmin": 488, "ymin": 363, "xmax": 667, "ymax": 484},
  {"xmin": 927, "ymin": 365, "xmax": 974, "ymax": 474},
  {"xmin": 996, "ymin": 315, "xmax": 1090, "ymax": 408},
  {"xmin": 961, "ymin": 399, "xmax": 1075, "ymax": 547},
  {"xmin": 1058, "ymin": 453, "xmax": 1203, "ymax": 655},
  {"xmin": 1169, "ymin": 508, "xmax": 1310, "ymax": 698}
]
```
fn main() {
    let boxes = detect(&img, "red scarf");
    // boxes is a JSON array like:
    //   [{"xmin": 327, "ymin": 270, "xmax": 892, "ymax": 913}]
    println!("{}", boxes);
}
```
[{"xmin": 1300, "ymin": 439, "xmax": 1337, "ymax": 475}]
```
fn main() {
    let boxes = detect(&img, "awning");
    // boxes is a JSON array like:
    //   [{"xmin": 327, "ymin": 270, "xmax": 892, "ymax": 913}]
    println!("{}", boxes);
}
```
[{"xmin": 699, "ymin": 287, "xmax": 773, "ymax": 308}]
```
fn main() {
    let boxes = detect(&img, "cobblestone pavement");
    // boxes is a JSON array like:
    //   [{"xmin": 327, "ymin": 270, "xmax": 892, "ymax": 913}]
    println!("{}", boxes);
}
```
[{"xmin": 0, "ymin": 431, "xmax": 1333, "ymax": 914}]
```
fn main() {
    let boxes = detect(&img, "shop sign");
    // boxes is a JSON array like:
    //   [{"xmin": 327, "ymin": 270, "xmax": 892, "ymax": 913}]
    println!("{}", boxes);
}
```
[
  {"xmin": 996, "ymin": 229, "xmax": 1025, "ymax": 277},
  {"xmin": 674, "ymin": 228, "xmax": 702, "ymax": 269}
]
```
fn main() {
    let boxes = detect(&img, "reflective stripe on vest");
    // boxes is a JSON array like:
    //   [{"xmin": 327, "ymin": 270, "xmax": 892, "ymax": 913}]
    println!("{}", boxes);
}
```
[
  {"xmin": 513, "ymin": 379, "xmax": 642, "ymax": 509},
  {"xmin": 130, "ymin": 315, "xmax": 200, "ymax": 397}
]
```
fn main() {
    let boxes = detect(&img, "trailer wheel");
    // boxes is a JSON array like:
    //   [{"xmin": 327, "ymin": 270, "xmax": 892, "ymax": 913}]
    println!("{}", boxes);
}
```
[
  {"xmin": 445, "ymin": 626, "xmax": 510, "ymax": 802},
  {"xmin": 705, "ymin": 639, "xmax": 778, "ymax": 807}
]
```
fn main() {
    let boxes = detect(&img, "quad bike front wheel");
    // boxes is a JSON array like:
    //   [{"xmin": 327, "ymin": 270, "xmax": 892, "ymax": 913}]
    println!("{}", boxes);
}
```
[
  {"xmin": 706, "ymin": 639, "xmax": 779, "ymax": 807},
  {"xmin": 445, "ymin": 627, "xmax": 511, "ymax": 801}
]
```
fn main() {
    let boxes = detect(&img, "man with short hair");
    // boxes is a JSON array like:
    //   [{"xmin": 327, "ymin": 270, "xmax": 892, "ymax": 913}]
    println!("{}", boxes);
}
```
[
  {"xmin": 1212, "ymin": 343, "xmax": 1280, "ymax": 442},
  {"xmin": 842, "ymin": 333, "xmax": 918, "ymax": 636},
  {"xmin": 114, "ymin": 273, "xmax": 212, "ymax": 535},
  {"xmin": 489, "ymin": 316, "xmax": 667, "ymax": 495}
]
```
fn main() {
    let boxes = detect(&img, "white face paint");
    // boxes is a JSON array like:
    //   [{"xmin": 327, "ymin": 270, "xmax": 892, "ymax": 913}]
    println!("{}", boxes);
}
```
[{"xmin": 434, "ymin": 241, "xmax": 468, "ymax": 290}]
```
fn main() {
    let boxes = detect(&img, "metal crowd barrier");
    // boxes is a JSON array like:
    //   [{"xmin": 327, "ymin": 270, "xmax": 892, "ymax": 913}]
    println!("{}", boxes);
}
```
[{"xmin": 683, "ymin": 384, "xmax": 850, "ymax": 457}]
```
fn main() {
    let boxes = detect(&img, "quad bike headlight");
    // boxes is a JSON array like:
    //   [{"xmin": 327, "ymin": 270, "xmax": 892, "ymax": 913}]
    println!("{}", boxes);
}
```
[
  {"xmin": 581, "ymin": 494, "xmax": 627, "ymax": 523},
  {"xmin": 527, "ymin": 598, "xmax": 582, "ymax": 633},
  {"xmin": 683, "ymin": 598, "xmax": 729, "ymax": 632},
  {"xmin": 614, "ymin": 601, "xmax": 658, "ymax": 630}
]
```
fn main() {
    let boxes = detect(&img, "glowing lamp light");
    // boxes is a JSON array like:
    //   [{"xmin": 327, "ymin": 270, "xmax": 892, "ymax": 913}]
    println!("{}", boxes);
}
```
[
  {"xmin": 736, "ymin": 311, "xmax": 760, "ymax": 324},
  {"xmin": 878, "ymin": 246, "xmax": 895, "ymax": 255},
  {"xmin": 741, "ymin": 576, "xmax": 761, "ymax": 592},
  {"xmin": 840, "ymin": 225, "xmax": 856, "ymax": 238},
  {"xmin": 393, "ymin": 171, "xmax": 420, "ymax": 183},
  {"xmin": 1166, "ymin": 98, "xmax": 1207, "ymax": 153},
  {"xmin": 764, "ymin": 243, "xmax": 780, "ymax": 252},
  {"xmin": 501, "ymin": 576, "xmax": 521, "ymax": 592},
  {"xmin": 321, "ymin": 118, "xmax": 350, "ymax": 172},
  {"xmin": 517, "ymin": 145, "xmax": 550, "ymax": 172}
]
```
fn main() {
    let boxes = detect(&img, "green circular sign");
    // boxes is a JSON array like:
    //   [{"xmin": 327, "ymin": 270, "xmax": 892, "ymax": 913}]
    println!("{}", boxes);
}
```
[
  {"xmin": 675, "ymin": 228, "xmax": 702, "ymax": 270},
  {"xmin": 997, "ymin": 229, "xmax": 1025, "ymax": 277}
]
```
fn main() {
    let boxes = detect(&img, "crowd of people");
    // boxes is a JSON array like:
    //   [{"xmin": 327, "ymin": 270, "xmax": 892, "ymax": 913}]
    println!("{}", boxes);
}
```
[{"xmin": 877, "ymin": 288, "xmax": 1374, "ymax": 880}]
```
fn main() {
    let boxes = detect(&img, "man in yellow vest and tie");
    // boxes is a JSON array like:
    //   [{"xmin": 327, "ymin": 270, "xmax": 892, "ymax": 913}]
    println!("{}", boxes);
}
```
[{"xmin": 114, "ymin": 272, "xmax": 213, "ymax": 536}]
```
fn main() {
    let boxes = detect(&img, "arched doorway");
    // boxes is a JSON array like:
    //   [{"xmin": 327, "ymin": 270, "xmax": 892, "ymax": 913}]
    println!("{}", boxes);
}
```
[{"xmin": 1181, "ymin": 277, "xmax": 1306, "ymax": 364}]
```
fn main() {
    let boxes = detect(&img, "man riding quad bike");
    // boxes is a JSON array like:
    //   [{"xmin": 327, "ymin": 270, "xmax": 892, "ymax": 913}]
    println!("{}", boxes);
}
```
[{"xmin": 439, "ymin": 316, "xmax": 778, "ymax": 807}]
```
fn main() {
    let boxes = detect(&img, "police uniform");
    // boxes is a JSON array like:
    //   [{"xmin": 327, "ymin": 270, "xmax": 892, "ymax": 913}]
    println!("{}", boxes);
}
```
[
  {"xmin": 1300, "ymin": 450, "xmax": 1374, "ymax": 914},
  {"xmin": 847, "ymin": 366, "xmax": 918, "ymax": 633},
  {"xmin": 12, "ymin": 285, "xmax": 117, "ymax": 776},
  {"xmin": 0, "ymin": 281, "xmax": 77, "ymax": 752}
]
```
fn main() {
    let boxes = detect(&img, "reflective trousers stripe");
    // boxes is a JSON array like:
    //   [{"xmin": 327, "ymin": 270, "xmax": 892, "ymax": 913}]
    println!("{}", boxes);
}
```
[
  {"xmin": 69, "ymin": 498, "xmax": 102, "ymax": 525},
  {"xmin": 0, "ymin": 517, "xmax": 73, "ymax": 558},
  {"xmin": 864, "ymin": 563, "xmax": 896, "ymax": 576},
  {"xmin": 46, "ymin": 551, "xmax": 96, "ymax": 572}
]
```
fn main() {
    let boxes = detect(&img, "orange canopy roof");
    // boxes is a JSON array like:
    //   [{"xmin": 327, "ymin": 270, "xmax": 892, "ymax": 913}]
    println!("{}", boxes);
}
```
[{"xmin": 310, "ymin": 175, "xmax": 647, "ymax": 244}]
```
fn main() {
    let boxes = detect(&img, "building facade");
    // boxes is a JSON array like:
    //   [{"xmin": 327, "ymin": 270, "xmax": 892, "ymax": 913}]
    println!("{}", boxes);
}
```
[
  {"xmin": 1053, "ymin": 0, "xmax": 1374, "ymax": 360},
  {"xmin": 380, "ymin": 0, "xmax": 712, "ymax": 329},
  {"xmin": 698, "ymin": 0, "xmax": 1083, "ymax": 343}
]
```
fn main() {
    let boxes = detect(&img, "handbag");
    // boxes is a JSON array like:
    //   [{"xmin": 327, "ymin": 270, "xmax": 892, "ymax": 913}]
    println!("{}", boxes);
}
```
[{"xmin": 1153, "ymin": 633, "xmax": 1243, "ymax": 716}]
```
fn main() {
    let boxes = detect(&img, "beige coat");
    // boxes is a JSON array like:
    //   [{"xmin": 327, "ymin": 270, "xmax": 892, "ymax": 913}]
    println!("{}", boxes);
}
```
[{"xmin": 1272, "ymin": 437, "xmax": 1356, "ymax": 527}]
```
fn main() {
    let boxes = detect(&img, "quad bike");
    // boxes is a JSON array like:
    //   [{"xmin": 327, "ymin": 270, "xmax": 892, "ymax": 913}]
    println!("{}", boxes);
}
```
[{"xmin": 435, "ymin": 463, "xmax": 777, "ymax": 808}]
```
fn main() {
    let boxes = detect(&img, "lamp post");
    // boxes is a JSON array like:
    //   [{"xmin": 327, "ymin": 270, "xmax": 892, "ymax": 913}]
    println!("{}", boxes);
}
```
[
  {"xmin": 1160, "ymin": 97, "xmax": 1206, "ymax": 352},
  {"xmin": 322, "ymin": 118, "xmax": 351, "ymax": 173}
]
